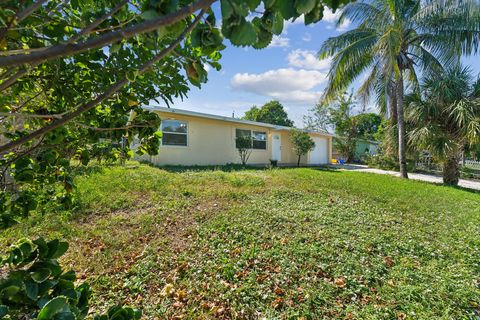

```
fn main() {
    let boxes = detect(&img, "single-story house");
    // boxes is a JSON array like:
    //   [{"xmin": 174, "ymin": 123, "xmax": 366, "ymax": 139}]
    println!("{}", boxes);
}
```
[{"xmin": 136, "ymin": 107, "xmax": 333, "ymax": 166}]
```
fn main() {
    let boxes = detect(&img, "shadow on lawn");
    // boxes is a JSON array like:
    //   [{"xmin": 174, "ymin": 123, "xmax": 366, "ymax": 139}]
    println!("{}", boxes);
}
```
[
  {"xmin": 139, "ymin": 160, "xmax": 339, "ymax": 173},
  {"xmin": 443, "ymin": 184, "xmax": 480, "ymax": 194}
]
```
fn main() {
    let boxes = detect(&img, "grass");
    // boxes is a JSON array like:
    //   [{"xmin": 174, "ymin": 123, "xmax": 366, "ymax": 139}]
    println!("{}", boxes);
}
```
[{"xmin": 1, "ymin": 162, "xmax": 479, "ymax": 319}]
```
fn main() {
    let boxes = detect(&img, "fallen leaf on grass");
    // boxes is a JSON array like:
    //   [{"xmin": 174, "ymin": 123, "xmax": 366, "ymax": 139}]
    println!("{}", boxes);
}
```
[
  {"xmin": 271, "ymin": 297, "xmax": 284, "ymax": 309},
  {"xmin": 274, "ymin": 287, "xmax": 285, "ymax": 296},
  {"xmin": 160, "ymin": 283, "xmax": 174, "ymax": 297},
  {"xmin": 334, "ymin": 277, "xmax": 346, "ymax": 288},
  {"xmin": 384, "ymin": 256, "xmax": 395, "ymax": 268},
  {"xmin": 175, "ymin": 289, "xmax": 187, "ymax": 302},
  {"xmin": 397, "ymin": 312, "xmax": 406, "ymax": 319}
]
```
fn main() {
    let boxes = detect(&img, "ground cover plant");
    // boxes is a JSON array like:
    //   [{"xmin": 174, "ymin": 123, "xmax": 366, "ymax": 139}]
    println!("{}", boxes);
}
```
[{"xmin": 1, "ymin": 163, "xmax": 479, "ymax": 319}]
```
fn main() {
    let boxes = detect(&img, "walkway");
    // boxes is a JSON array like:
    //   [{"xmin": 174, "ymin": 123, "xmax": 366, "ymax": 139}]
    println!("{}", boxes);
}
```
[{"xmin": 330, "ymin": 164, "xmax": 480, "ymax": 191}]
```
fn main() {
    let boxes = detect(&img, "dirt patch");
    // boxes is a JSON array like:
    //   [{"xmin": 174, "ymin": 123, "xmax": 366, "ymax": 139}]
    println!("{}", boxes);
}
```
[
  {"xmin": 66, "ymin": 197, "xmax": 230, "ymax": 278},
  {"xmin": 163, "ymin": 200, "xmax": 226, "ymax": 253}
]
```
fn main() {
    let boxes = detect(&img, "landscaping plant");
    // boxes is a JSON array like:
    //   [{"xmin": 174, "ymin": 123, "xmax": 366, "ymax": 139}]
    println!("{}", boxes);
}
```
[
  {"xmin": 0, "ymin": 237, "xmax": 140, "ymax": 319},
  {"xmin": 235, "ymin": 136, "xmax": 252, "ymax": 166},
  {"xmin": 406, "ymin": 65, "xmax": 480, "ymax": 185},
  {"xmin": 290, "ymin": 129, "xmax": 315, "ymax": 167}
]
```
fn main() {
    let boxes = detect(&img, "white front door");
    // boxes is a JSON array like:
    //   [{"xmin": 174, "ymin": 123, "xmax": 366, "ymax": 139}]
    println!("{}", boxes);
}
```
[
  {"xmin": 271, "ymin": 134, "xmax": 281, "ymax": 161},
  {"xmin": 309, "ymin": 136, "xmax": 329, "ymax": 164}
]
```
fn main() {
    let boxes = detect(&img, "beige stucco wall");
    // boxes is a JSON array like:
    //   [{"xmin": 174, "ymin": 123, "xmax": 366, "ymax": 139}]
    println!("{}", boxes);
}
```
[
  {"xmin": 137, "ymin": 111, "xmax": 332, "ymax": 166},
  {"xmin": 140, "ymin": 112, "xmax": 272, "ymax": 166},
  {"xmin": 278, "ymin": 131, "xmax": 333, "ymax": 165}
]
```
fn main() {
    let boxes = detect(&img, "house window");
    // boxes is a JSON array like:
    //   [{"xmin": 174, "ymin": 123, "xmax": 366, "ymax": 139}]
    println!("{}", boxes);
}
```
[
  {"xmin": 235, "ymin": 129, "xmax": 267, "ymax": 150},
  {"xmin": 252, "ymin": 131, "xmax": 267, "ymax": 149},
  {"xmin": 162, "ymin": 120, "xmax": 188, "ymax": 146}
]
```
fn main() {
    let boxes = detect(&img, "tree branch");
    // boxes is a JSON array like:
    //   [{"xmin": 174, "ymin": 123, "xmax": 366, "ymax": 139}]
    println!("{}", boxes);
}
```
[
  {"xmin": 67, "ymin": 0, "xmax": 130, "ymax": 44},
  {"xmin": 0, "ymin": 10, "xmax": 206, "ymax": 154},
  {"xmin": 0, "ymin": 68, "xmax": 29, "ymax": 92},
  {"xmin": 76, "ymin": 122, "xmax": 157, "ymax": 131},
  {"xmin": 0, "ymin": 0, "xmax": 130, "ymax": 92},
  {"xmin": 0, "ymin": 112, "xmax": 64, "ymax": 119},
  {"xmin": 0, "ymin": 0, "xmax": 214, "ymax": 68},
  {"xmin": 0, "ymin": 0, "xmax": 49, "ymax": 41}
]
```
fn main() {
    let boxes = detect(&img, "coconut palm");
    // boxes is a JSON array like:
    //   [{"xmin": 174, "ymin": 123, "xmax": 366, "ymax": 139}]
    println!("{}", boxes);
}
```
[
  {"xmin": 406, "ymin": 66, "xmax": 480, "ymax": 186},
  {"xmin": 318, "ymin": 0, "xmax": 480, "ymax": 178}
]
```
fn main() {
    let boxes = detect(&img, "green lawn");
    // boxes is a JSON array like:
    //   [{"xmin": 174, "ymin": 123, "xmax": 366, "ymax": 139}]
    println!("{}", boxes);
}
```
[{"xmin": 1, "ymin": 163, "xmax": 479, "ymax": 319}]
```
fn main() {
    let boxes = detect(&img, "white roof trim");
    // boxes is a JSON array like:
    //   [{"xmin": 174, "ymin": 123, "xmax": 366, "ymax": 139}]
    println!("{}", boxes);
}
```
[{"xmin": 144, "ymin": 106, "xmax": 334, "ymax": 137}]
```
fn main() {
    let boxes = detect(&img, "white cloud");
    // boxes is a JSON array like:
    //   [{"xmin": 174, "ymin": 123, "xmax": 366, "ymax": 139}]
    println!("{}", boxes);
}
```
[
  {"xmin": 322, "ymin": 8, "xmax": 351, "ymax": 31},
  {"xmin": 322, "ymin": 7, "xmax": 341, "ymax": 23},
  {"xmin": 231, "ymin": 68, "xmax": 327, "ymax": 104},
  {"xmin": 302, "ymin": 32, "xmax": 312, "ymax": 42},
  {"xmin": 268, "ymin": 35, "xmax": 290, "ymax": 48},
  {"xmin": 287, "ymin": 49, "xmax": 332, "ymax": 71},
  {"xmin": 283, "ymin": 15, "xmax": 305, "ymax": 34}
]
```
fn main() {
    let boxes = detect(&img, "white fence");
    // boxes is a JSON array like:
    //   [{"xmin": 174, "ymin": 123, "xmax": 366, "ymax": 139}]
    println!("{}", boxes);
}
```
[{"xmin": 465, "ymin": 160, "xmax": 480, "ymax": 170}]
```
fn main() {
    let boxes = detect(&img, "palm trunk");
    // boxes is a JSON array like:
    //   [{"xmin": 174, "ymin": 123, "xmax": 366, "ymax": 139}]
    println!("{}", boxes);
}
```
[
  {"xmin": 443, "ymin": 155, "xmax": 460, "ymax": 186},
  {"xmin": 396, "ymin": 73, "xmax": 408, "ymax": 178},
  {"xmin": 389, "ymin": 82, "xmax": 398, "ymax": 124}
]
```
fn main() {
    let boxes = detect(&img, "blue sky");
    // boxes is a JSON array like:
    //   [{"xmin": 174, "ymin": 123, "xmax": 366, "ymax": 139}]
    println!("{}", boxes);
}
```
[{"xmin": 155, "ymin": 7, "xmax": 480, "ymax": 127}]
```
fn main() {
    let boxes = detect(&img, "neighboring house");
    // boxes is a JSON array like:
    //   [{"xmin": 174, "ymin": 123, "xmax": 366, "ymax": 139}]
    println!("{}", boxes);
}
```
[
  {"xmin": 332, "ymin": 137, "xmax": 379, "ymax": 162},
  {"xmin": 354, "ymin": 138, "xmax": 379, "ymax": 159},
  {"xmin": 136, "ymin": 107, "xmax": 333, "ymax": 166}
]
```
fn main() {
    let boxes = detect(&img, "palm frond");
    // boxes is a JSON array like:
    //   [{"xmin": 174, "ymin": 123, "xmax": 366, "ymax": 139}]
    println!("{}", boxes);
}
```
[
  {"xmin": 415, "ymin": 0, "xmax": 480, "ymax": 55},
  {"xmin": 318, "ymin": 29, "xmax": 377, "ymax": 59},
  {"xmin": 337, "ymin": 2, "xmax": 390, "ymax": 29},
  {"xmin": 322, "ymin": 34, "xmax": 378, "ymax": 102}
]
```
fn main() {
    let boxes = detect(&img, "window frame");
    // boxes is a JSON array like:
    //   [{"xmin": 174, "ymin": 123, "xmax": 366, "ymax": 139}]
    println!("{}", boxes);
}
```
[
  {"xmin": 161, "ymin": 119, "xmax": 189, "ymax": 147},
  {"xmin": 235, "ymin": 128, "xmax": 267, "ymax": 150}
]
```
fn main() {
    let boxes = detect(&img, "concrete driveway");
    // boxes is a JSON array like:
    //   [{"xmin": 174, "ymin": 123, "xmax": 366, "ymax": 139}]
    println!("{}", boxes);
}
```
[{"xmin": 330, "ymin": 164, "xmax": 480, "ymax": 191}]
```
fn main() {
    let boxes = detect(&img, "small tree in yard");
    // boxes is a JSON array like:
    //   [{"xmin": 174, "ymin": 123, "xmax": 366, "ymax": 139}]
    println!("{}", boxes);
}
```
[
  {"xmin": 290, "ymin": 129, "xmax": 315, "ymax": 167},
  {"xmin": 236, "ymin": 136, "xmax": 252, "ymax": 165},
  {"xmin": 406, "ymin": 66, "xmax": 480, "ymax": 186}
]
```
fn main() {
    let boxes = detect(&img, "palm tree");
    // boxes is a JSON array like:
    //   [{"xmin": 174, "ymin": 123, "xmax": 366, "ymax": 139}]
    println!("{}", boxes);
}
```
[
  {"xmin": 406, "ymin": 66, "xmax": 480, "ymax": 186},
  {"xmin": 318, "ymin": 0, "xmax": 480, "ymax": 178}
]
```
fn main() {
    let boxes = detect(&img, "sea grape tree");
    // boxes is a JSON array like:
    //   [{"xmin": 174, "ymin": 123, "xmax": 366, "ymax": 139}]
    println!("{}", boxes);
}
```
[{"xmin": 0, "ymin": 0, "xmax": 352, "ymax": 225}]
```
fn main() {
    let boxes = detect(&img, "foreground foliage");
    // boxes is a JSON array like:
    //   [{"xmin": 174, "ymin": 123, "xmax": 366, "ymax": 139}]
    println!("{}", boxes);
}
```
[
  {"xmin": 0, "ymin": 237, "xmax": 140, "ymax": 319},
  {"xmin": 1, "ymin": 163, "xmax": 479, "ymax": 319}
]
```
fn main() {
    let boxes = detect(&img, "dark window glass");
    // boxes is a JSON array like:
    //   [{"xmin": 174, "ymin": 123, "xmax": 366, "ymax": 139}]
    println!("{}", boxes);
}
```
[
  {"xmin": 161, "ymin": 120, "xmax": 187, "ymax": 146},
  {"xmin": 162, "ymin": 120, "xmax": 188, "ymax": 133},
  {"xmin": 252, "ymin": 140, "xmax": 266, "ymax": 149},
  {"xmin": 162, "ymin": 133, "xmax": 187, "ymax": 146},
  {"xmin": 236, "ymin": 129, "xmax": 267, "ymax": 149},
  {"xmin": 236, "ymin": 129, "xmax": 251, "ymax": 138},
  {"xmin": 252, "ymin": 131, "xmax": 267, "ymax": 149}
]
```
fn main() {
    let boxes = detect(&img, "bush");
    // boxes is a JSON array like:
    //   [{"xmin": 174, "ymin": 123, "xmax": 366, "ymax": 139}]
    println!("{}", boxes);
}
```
[
  {"xmin": 290, "ymin": 129, "xmax": 315, "ymax": 167},
  {"xmin": 0, "ymin": 237, "xmax": 140, "ymax": 320},
  {"xmin": 235, "ymin": 136, "xmax": 252, "ymax": 165},
  {"xmin": 366, "ymin": 154, "xmax": 416, "ymax": 171}
]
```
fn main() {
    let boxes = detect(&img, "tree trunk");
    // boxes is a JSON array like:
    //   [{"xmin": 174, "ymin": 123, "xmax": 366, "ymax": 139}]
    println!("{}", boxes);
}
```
[
  {"xmin": 396, "ymin": 73, "xmax": 408, "ymax": 178},
  {"xmin": 443, "ymin": 156, "xmax": 460, "ymax": 186},
  {"xmin": 297, "ymin": 155, "xmax": 301, "ymax": 167},
  {"xmin": 389, "ymin": 81, "xmax": 398, "ymax": 124}
]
